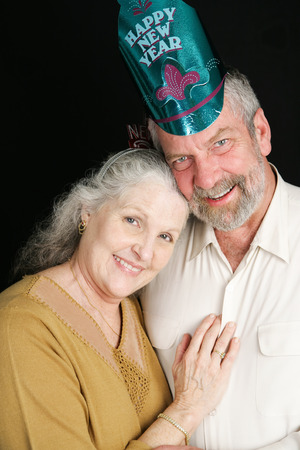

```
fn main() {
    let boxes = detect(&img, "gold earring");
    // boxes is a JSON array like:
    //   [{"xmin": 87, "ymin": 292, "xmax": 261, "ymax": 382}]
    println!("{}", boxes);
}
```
[{"xmin": 78, "ymin": 219, "xmax": 87, "ymax": 235}]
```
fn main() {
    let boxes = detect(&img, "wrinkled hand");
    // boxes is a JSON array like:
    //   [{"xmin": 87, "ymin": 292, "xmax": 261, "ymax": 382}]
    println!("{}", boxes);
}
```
[{"xmin": 172, "ymin": 314, "xmax": 239, "ymax": 425}]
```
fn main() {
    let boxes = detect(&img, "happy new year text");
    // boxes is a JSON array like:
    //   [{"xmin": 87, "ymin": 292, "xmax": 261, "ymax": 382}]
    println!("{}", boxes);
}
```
[{"xmin": 124, "ymin": 8, "xmax": 182, "ymax": 67}]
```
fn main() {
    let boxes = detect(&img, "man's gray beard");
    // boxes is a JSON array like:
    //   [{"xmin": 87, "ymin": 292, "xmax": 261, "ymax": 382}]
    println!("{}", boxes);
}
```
[{"xmin": 189, "ymin": 157, "xmax": 265, "ymax": 232}]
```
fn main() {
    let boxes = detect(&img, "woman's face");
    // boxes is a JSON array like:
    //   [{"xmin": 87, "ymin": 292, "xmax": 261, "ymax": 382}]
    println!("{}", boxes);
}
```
[{"xmin": 77, "ymin": 181, "xmax": 188, "ymax": 304}]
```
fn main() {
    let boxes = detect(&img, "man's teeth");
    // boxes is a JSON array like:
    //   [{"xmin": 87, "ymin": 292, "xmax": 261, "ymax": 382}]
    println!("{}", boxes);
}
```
[
  {"xmin": 113, "ymin": 256, "xmax": 141, "ymax": 272},
  {"xmin": 208, "ymin": 186, "xmax": 233, "ymax": 200}
]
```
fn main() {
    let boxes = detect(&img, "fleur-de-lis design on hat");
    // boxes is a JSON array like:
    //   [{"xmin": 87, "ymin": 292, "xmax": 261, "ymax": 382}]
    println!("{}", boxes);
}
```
[{"xmin": 156, "ymin": 64, "xmax": 201, "ymax": 101}]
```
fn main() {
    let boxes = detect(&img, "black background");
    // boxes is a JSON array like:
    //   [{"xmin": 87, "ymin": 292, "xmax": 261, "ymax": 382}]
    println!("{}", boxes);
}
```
[{"xmin": 1, "ymin": 0, "xmax": 299, "ymax": 291}]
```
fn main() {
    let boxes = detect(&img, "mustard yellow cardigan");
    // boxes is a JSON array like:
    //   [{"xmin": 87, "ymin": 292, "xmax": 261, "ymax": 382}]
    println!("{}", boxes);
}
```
[{"xmin": 0, "ymin": 276, "xmax": 172, "ymax": 449}]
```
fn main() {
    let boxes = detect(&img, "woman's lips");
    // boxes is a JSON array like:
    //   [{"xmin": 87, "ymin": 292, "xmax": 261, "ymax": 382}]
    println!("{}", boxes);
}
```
[{"xmin": 113, "ymin": 255, "xmax": 143, "ymax": 273}]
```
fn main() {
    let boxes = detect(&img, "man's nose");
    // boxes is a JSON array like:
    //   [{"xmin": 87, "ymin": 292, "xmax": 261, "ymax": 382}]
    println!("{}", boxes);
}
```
[{"xmin": 193, "ymin": 155, "xmax": 221, "ymax": 191}]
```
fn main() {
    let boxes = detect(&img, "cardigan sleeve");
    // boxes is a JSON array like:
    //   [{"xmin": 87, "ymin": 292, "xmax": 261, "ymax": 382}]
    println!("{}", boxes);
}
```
[{"xmin": 0, "ymin": 304, "xmax": 97, "ymax": 450}]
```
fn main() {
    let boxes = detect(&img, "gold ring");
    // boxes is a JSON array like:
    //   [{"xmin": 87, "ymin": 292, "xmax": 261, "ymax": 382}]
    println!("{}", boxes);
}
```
[{"xmin": 214, "ymin": 350, "xmax": 226, "ymax": 359}]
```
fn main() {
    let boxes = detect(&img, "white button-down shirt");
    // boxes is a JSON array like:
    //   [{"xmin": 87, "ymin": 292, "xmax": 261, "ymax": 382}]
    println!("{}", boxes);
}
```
[{"xmin": 141, "ymin": 167, "xmax": 300, "ymax": 449}]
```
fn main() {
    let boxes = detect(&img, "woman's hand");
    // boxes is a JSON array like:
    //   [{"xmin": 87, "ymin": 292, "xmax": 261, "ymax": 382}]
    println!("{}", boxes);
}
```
[
  {"xmin": 137, "ymin": 314, "xmax": 239, "ymax": 448},
  {"xmin": 171, "ymin": 314, "xmax": 239, "ymax": 430}
]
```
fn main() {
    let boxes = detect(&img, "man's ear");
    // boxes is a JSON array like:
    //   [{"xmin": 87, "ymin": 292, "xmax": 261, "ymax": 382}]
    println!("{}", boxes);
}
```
[{"xmin": 253, "ymin": 108, "xmax": 272, "ymax": 157}]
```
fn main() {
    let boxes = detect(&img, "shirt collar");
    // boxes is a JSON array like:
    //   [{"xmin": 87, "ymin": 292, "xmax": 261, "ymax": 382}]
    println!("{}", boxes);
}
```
[
  {"xmin": 187, "ymin": 165, "xmax": 290, "ymax": 263},
  {"xmin": 187, "ymin": 218, "xmax": 217, "ymax": 261},
  {"xmin": 251, "ymin": 165, "xmax": 289, "ymax": 263}
]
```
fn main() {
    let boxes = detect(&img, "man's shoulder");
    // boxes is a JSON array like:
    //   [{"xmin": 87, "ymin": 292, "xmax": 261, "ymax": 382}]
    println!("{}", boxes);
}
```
[
  {"xmin": 285, "ymin": 180, "xmax": 300, "ymax": 203},
  {"xmin": 281, "ymin": 179, "xmax": 300, "ymax": 226}
]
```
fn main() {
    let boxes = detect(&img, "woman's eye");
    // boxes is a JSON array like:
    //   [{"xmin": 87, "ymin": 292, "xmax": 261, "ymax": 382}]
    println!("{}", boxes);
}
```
[
  {"xmin": 171, "ymin": 156, "xmax": 193, "ymax": 172},
  {"xmin": 159, "ymin": 233, "xmax": 172, "ymax": 242},
  {"xmin": 125, "ymin": 217, "xmax": 138, "ymax": 226}
]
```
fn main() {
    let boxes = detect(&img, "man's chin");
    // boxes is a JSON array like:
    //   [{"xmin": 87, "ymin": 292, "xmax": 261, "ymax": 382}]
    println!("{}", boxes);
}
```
[{"xmin": 190, "ymin": 202, "xmax": 252, "ymax": 232}]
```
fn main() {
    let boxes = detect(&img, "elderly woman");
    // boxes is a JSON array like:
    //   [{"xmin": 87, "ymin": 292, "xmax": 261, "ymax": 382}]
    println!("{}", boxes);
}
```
[{"xmin": 0, "ymin": 148, "xmax": 239, "ymax": 450}]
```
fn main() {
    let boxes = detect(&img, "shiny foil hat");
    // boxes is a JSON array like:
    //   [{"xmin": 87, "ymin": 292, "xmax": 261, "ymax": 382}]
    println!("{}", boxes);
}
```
[{"xmin": 118, "ymin": 0, "xmax": 227, "ymax": 136}]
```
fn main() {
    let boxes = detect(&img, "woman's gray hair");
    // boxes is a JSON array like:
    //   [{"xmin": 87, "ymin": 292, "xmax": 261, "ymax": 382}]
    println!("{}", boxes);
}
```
[
  {"xmin": 148, "ymin": 66, "xmax": 261, "ymax": 149},
  {"xmin": 13, "ymin": 148, "xmax": 188, "ymax": 279}
]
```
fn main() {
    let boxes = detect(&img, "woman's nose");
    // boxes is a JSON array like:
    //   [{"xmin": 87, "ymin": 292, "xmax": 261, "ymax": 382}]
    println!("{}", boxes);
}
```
[{"xmin": 132, "ymin": 236, "xmax": 154, "ymax": 262}]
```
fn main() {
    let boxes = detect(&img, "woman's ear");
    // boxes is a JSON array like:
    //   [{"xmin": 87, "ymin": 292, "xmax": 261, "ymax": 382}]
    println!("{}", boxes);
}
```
[
  {"xmin": 80, "ymin": 210, "xmax": 91, "ymax": 225},
  {"xmin": 253, "ymin": 108, "xmax": 272, "ymax": 157}
]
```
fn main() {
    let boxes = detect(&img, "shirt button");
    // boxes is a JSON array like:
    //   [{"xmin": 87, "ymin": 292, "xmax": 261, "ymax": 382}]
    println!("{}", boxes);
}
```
[{"xmin": 209, "ymin": 408, "xmax": 217, "ymax": 416}]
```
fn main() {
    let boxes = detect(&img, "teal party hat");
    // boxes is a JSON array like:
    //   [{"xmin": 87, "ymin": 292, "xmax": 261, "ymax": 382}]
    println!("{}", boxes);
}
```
[{"xmin": 118, "ymin": 0, "xmax": 227, "ymax": 136}]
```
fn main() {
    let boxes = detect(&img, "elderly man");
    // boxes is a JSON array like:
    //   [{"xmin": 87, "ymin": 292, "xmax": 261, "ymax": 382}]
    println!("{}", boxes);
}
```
[
  {"xmin": 142, "ymin": 67, "xmax": 300, "ymax": 449},
  {"xmin": 118, "ymin": 1, "xmax": 300, "ymax": 448}
]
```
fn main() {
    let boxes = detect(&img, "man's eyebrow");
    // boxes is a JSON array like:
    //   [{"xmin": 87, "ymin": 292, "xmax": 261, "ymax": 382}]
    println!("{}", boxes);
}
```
[{"xmin": 207, "ymin": 127, "xmax": 234, "ymax": 145}]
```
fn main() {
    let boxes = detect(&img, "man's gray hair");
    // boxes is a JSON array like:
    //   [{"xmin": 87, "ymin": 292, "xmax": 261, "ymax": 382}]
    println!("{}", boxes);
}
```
[
  {"xmin": 224, "ymin": 67, "xmax": 261, "ymax": 138},
  {"xmin": 13, "ymin": 148, "xmax": 187, "ymax": 278}
]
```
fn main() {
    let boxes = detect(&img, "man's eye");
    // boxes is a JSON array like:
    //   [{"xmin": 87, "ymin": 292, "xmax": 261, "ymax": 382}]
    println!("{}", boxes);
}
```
[
  {"xmin": 215, "ymin": 139, "xmax": 228, "ymax": 147},
  {"xmin": 172, "ymin": 156, "xmax": 193, "ymax": 172},
  {"xmin": 212, "ymin": 138, "xmax": 232, "ymax": 155}
]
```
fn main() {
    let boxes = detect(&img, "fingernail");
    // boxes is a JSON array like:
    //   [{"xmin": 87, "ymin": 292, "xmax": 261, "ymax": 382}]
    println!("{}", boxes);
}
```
[
  {"xmin": 209, "ymin": 314, "xmax": 216, "ymax": 319},
  {"xmin": 227, "ymin": 321, "xmax": 236, "ymax": 328}
]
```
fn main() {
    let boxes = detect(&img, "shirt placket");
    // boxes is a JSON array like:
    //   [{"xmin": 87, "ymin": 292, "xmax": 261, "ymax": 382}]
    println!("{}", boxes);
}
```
[{"xmin": 202, "ymin": 245, "xmax": 259, "ymax": 450}]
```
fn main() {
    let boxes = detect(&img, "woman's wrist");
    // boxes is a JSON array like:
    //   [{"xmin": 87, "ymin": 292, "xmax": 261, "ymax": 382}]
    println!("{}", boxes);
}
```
[
  {"xmin": 157, "ymin": 412, "xmax": 190, "ymax": 445},
  {"xmin": 137, "ymin": 401, "xmax": 203, "ymax": 448},
  {"xmin": 162, "ymin": 400, "xmax": 205, "ymax": 438}
]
